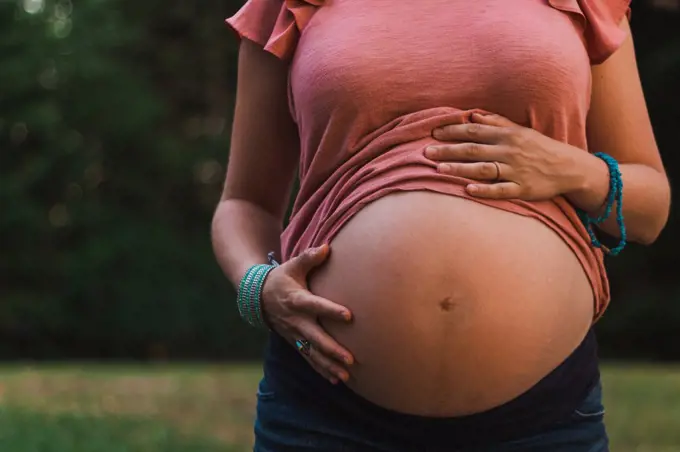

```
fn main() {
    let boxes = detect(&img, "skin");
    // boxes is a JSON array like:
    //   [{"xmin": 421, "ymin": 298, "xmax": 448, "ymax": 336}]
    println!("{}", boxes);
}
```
[
  {"xmin": 308, "ymin": 191, "xmax": 595, "ymax": 415},
  {"xmin": 212, "ymin": 18, "xmax": 669, "ymax": 385}
]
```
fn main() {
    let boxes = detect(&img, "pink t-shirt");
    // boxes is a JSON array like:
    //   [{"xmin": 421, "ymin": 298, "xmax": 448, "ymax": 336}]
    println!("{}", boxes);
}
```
[{"xmin": 226, "ymin": 0, "xmax": 632, "ymax": 319}]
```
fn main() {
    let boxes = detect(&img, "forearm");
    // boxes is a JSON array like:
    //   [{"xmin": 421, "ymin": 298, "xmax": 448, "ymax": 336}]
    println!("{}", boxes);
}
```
[
  {"xmin": 565, "ymin": 152, "xmax": 671, "ymax": 245},
  {"xmin": 211, "ymin": 199, "xmax": 283, "ymax": 286}
]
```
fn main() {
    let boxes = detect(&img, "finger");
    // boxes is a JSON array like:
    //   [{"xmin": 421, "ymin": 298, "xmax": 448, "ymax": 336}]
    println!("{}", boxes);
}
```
[
  {"xmin": 466, "ymin": 182, "xmax": 522, "ymax": 199},
  {"xmin": 470, "ymin": 112, "xmax": 518, "ymax": 128},
  {"xmin": 425, "ymin": 143, "xmax": 505, "ymax": 162},
  {"xmin": 290, "ymin": 338, "xmax": 340, "ymax": 384},
  {"xmin": 305, "ymin": 355, "xmax": 340, "ymax": 385},
  {"xmin": 307, "ymin": 347, "xmax": 351, "ymax": 384},
  {"xmin": 438, "ymin": 162, "xmax": 514, "ymax": 181},
  {"xmin": 431, "ymin": 122, "xmax": 508, "ymax": 144},
  {"xmin": 289, "ymin": 244, "xmax": 330, "ymax": 276},
  {"xmin": 286, "ymin": 331, "xmax": 345, "ymax": 384},
  {"xmin": 289, "ymin": 290, "xmax": 352, "ymax": 323},
  {"xmin": 298, "ymin": 321, "xmax": 355, "ymax": 367}
]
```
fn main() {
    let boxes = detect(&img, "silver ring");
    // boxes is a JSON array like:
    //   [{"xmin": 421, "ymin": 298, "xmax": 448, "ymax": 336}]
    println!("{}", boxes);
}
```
[{"xmin": 295, "ymin": 339, "xmax": 312, "ymax": 356}]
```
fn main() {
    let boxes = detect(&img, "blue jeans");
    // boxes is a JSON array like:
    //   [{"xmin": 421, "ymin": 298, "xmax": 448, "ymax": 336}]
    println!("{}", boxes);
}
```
[{"xmin": 253, "ymin": 377, "xmax": 608, "ymax": 451}]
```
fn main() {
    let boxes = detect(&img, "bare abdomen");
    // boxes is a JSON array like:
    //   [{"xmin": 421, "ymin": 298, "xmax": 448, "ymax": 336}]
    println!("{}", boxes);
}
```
[{"xmin": 309, "ymin": 191, "xmax": 594, "ymax": 417}]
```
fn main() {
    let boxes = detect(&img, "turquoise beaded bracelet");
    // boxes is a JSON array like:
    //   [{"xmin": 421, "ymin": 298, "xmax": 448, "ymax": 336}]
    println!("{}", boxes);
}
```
[
  {"xmin": 236, "ymin": 253, "xmax": 280, "ymax": 328},
  {"xmin": 576, "ymin": 152, "xmax": 627, "ymax": 256}
]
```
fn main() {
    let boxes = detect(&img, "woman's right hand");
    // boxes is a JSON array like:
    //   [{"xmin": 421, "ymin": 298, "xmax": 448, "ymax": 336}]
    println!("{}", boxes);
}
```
[{"xmin": 261, "ymin": 244, "xmax": 354, "ymax": 384}]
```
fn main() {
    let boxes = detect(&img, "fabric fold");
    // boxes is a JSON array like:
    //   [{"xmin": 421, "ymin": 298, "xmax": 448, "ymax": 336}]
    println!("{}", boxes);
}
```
[{"xmin": 280, "ymin": 107, "xmax": 610, "ymax": 319}]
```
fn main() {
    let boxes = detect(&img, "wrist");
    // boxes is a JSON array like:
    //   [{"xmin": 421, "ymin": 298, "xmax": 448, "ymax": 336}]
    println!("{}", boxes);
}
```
[
  {"xmin": 237, "ymin": 263, "xmax": 277, "ymax": 329},
  {"xmin": 564, "ymin": 150, "xmax": 610, "ymax": 214}
]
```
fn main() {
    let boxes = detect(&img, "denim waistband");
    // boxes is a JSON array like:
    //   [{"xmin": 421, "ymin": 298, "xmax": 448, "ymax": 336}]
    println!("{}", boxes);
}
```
[{"xmin": 262, "ymin": 327, "xmax": 600, "ymax": 449}]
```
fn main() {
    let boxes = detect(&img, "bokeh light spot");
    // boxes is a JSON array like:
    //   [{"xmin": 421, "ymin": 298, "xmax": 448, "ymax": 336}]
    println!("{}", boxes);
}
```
[{"xmin": 22, "ymin": 0, "xmax": 44, "ymax": 15}]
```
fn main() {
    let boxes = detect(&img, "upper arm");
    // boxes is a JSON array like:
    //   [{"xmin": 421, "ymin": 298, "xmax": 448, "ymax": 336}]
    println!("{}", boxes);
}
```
[
  {"xmin": 222, "ymin": 38, "xmax": 300, "ymax": 221},
  {"xmin": 587, "ymin": 19, "xmax": 665, "ymax": 174}
]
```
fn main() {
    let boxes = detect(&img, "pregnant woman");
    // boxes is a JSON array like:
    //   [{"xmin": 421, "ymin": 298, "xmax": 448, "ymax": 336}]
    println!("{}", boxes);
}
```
[{"xmin": 212, "ymin": 0, "xmax": 670, "ymax": 450}]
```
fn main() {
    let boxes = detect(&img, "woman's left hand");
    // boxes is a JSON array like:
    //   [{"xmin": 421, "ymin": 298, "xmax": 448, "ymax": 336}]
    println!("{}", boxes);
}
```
[{"xmin": 424, "ymin": 113, "xmax": 586, "ymax": 201}]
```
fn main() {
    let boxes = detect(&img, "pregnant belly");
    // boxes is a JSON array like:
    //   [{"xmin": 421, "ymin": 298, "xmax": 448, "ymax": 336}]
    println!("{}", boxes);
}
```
[{"xmin": 308, "ymin": 191, "xmax": 594, "ymax": 417}]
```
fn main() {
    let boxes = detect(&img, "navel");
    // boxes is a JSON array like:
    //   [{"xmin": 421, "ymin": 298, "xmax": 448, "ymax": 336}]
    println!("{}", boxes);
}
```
[{"xmin": 438, "ymin": 296, "xmax": 456, "ymax": 312}]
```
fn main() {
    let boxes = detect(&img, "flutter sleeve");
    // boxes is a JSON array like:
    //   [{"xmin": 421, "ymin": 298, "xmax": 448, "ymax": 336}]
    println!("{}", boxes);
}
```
[
  {"xmin": 226, "ymin": 0, "xmax": 323, "ymax": 60},
  {"xmin": 549, "ymin": 0, "xmax": 632, "ymax": 64}
]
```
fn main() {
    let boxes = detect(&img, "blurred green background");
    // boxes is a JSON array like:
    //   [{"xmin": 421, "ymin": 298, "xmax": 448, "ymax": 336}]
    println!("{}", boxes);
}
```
[{"xmin": 1, "ymin": 0, "xmax": 679, "ymax": 450}]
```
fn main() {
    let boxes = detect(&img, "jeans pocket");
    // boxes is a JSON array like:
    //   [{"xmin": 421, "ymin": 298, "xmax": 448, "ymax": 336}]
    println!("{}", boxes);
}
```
[
  {"xmin": 256, "ymin": 376, "xmax": 276, "ymax": 401},
  {"xmin": 572, "ymin": 380, "xmax": 605, "ymax": 421}
]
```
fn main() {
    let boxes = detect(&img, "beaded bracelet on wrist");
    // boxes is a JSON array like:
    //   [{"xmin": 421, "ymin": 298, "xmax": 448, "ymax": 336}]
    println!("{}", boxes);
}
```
[
  {"xmin": 236, "ymin": 253, "xmax": 280, "ymax": 328},
  {"xmin": 576, "ymin": 152, "xmax": 627, "ymax": 256}
]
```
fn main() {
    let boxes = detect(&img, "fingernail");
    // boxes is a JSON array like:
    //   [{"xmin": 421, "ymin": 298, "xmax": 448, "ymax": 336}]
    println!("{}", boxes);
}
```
[
  {"xmin": 467, "ymin": 185, "xmax": 479, "ymax": 194},
  {"xmin": 432, "ymin": 128, "xmax": 443, "ymax": 139},
  {"xmin": 438, "ymin": 164, "xmax": 451, "ymax": 173},
  {"xmin": 344, "ymin": 355, "xmax": 354, "ymax": 365},
  {"xmin": 424, "ymin": 146, "xmax": 437, "ymax": 157},
  {"xmin": 330, "ymin": 377, "xmax": 339, "ymax": 385},
  {"xmin": 344, "ymin": 311, "xmax": 352, "ymax": 322},
  {"xmin": 337, "ymin": 371, "xmax": 349, "ymax": 382}
]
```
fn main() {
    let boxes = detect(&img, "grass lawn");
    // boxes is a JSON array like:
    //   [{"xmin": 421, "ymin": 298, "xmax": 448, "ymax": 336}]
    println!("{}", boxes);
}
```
[{"xmin": 0, "ymin": 363, "xmax": 677, "ymax": 451}]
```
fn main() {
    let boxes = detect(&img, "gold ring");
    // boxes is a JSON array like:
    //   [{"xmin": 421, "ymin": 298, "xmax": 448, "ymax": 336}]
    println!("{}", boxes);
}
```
[{"xmin": 492, "ymin": 161, "xmax": 502, "ymax": 182}]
